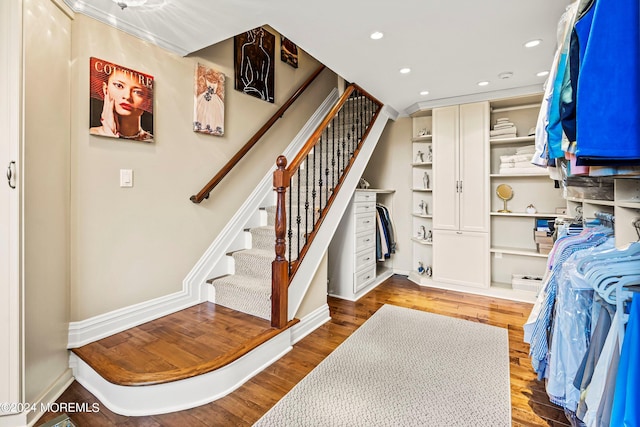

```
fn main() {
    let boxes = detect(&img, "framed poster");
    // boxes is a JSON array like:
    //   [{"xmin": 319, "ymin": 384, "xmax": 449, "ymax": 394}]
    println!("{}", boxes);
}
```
[
  {"xmin": 89, "ymin": 57, "xmax": 154, "ymax": 142},
  {"xmin": 234, "ymin": 27, "xmax": 275, "ymax": 103},
  {"xmin": 194, "ymin": 63, "xmax": 225, "ymax": 136},
  {"xmin": 281, "ymin": 36, "xmax": 298, "ymax": 68}
]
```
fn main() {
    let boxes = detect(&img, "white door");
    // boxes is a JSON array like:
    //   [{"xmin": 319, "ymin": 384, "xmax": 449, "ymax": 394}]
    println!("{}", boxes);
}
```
[
  {"xmin": 459, "ymin": 102, "xmax": 489, "ymax": 232},
  {"xmin": 432, "ymin": 105, "xmax": 460, "ymax": 231},
  {"xmin": 0, "ymin": 0, "xmax": 21, "ymax": 413}
]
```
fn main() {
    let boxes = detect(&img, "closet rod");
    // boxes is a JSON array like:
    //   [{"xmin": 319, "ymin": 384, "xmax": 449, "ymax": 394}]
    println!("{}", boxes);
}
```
[{"xmin": 491, "ymin": 103, "xmax": 540, "ymax": 113}]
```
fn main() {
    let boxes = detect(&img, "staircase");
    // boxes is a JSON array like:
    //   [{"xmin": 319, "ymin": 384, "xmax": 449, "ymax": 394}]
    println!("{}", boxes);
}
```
[
  {"xmin": 68, "ymin": 87, "xmax": 393, "ymax": 417},
  {"xmin": 208, "ymin": 122, "xmax": 340, "ymax": 321}
]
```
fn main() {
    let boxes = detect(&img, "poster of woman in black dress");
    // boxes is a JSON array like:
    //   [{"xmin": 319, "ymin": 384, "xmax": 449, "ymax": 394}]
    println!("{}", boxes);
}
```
[{"xmin": 234, "ymin": 27, "xmax": 275, "ymax": 103}]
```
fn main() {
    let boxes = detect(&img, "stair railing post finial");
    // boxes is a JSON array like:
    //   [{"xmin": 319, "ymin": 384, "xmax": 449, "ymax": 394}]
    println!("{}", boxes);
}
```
[{"xmin": 272, "ymin": 155, "xmax": 289, "ymax": 328}]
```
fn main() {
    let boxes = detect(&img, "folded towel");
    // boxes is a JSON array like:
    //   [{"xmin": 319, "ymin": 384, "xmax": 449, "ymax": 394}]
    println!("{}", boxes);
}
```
[
  {"xmin": 490, "ymin": 127, "xmax": 518, "ymax": 137},
  {"xmin": 500, "ymin": 154, "xmax": 532, "ymax": 163},
  {"xmin": 513, "ymin": 161, "xmax": 539, "ymax": 168},
  {"xmin": 499, "ymin": 167, "xmax": 548, "ymax": 175}
]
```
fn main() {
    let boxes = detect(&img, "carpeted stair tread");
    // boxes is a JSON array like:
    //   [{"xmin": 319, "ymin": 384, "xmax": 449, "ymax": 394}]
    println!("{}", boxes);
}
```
[
  {"xmin": 232, "ymin": 248, "xmax": 274, "ymax": 279},
  {"xmin": 250, "ymin": 225, "xmax": 305, "ymax": 257},
  {"xmin": 208, "ymin": 274, "xmax": 271, "ymax": 320}
]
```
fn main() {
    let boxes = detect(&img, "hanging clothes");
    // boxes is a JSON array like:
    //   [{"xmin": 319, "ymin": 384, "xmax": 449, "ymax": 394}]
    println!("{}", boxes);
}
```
[
  {"xmin": 375, "ymin": 204, "xmax": 395, "ymax": 261},
  {"xmin": 610, "ymin": 293, "xmax": 640, "ymax": 426},
  {"xmin": 575, "ymin": 0, "xmax": 640, "ymax": 165}
]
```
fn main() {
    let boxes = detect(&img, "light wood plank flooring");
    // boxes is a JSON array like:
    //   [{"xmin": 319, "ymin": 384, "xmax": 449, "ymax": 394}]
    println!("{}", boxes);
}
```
[{"xmin": 38, "ymin": 275, "xmax": 568, "ymax": 426}]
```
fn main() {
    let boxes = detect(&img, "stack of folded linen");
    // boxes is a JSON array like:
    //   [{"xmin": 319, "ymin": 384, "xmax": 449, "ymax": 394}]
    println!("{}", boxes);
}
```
[
  {"xmin": 490, "ymin": 118, "xmax": 517, "ymax": 139},
  {"xmin": 499, "ymin": 145, "xmax": 547, "ymax": 174}
]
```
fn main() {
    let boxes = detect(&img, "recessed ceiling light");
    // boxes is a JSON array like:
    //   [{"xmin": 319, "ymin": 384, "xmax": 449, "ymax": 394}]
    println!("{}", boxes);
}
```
[
  {"xmin": 524, "ymin": 39, "xmax": 542, "ymax": 48},
  {"xmin": 477, "ymin": 81, "xmax": 489, "ymax": 87},
  {"xmin": 370, "ymin": 31, "xmax": 384, "ymax": 40},
  {"xmin": 536, "ymin": 70, "xmax": 550, "ymax": 77},
  {"xmin": 420, "ymin": 90, "xmax": 430, "ymax": 96},
  {"xmin": 399, "ymin": 68, "xmax": 411, "ymax": 74},
  {"xmin": 498, "ymin": 71, "xmax": 513, "ymax": 79}
]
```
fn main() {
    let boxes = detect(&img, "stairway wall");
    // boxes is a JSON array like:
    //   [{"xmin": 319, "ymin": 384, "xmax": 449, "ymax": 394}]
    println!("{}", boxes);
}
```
[{"xmin": 68, "ymin": 15, "xmax": 338, "ymax": 323}]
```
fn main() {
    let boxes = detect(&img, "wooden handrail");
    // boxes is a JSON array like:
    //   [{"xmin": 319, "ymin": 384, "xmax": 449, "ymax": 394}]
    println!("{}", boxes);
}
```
[
  {"xmin": 190, "ymin": 64, "xmax": 327, "ymax": 204},
  {"xmin": 271, "ymin": 83, "xmax": 383, "ymax": 328}
]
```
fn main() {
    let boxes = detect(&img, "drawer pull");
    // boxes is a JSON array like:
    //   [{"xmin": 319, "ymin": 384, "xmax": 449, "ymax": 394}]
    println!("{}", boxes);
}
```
[
  {"xmin": 364, "ymin": 220, "xmax": 371, "ymax": 223},
  {"xmin": 366, "ymin": 275, "xmax": 371, "ymax": 279},
  {"xmin": 365, "ymin": 238, "xmax": 371, "ymax": 242},
  {"xmin": 365, "ymin": 257, "xmax": 370, "ymax": 261}
]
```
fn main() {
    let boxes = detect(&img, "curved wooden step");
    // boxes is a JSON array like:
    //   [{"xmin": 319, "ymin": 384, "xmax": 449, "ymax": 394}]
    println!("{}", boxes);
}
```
[{"xmin": 70, "ymin": 302, "xmax": 298, "ymax": 386}]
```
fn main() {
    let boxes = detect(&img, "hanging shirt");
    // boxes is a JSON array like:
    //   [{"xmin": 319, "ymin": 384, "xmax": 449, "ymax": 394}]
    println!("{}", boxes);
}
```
[
  {"xmin": 575, "ymin": 0, "xmax": 640, "ymax": 165},
  {"xmin": 610, "ymin": 294, "xmax": 640, "ymax": 426}
]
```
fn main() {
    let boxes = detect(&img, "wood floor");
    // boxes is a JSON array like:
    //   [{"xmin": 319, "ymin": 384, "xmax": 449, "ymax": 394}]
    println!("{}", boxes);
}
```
[{"xmin": 38, "ymin": 275, "xmax": 568, "ymax": 426}]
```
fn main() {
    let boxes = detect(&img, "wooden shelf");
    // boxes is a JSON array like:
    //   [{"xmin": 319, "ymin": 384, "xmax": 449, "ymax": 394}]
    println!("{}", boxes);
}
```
[
  {"xmin": 490, "ymin": 173, "xmax": 549, "ymax": 178},
  {"xmin": 411, "ymin": 237, "xmax": 432, "ymax": 245},
  {"xmin": 412, "ymin": 135, "xmax": 432, "ymax": 142},
  {"xmin": 411, "ymin": 188, "xmax": 432, "ymax": 192},
  {"xmin": 490, "ymin": 247, "xmax": 548, "ymax": 258},
  {"xmin": 357, "ymin": 189, "xmax": 396, "ymax": 194},
  {"xmin": 411, "ymin": 162, "xmax": 432, "ymax": 167},
  {"xmin": 617, "ymin": 201, "xmax": 640, "ymax": 209},
  {"xmin": 412, "ymin": 213, "xmax": 432, "ymax": 218},
  {"xmin": 566, "ymin": 196, "xmax": 615, "ymax": 207},
  {"xmin": 489, "ymin": 136, "xmax": 535, "ymax": 145},
  {"xmin": 490, "ymin": 212, "xmax": 563, "ymax": 218}
]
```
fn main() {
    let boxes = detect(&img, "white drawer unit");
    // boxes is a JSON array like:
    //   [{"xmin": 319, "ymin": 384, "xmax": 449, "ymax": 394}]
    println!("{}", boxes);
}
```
[{"xmin": 328, "ymin": 189, "xmax": 396, "ymax": 300}]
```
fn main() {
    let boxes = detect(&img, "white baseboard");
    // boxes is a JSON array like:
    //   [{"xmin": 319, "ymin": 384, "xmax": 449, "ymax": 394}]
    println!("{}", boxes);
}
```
[
  {"xmin": 70, "ymin": 331, "xmax": 293, "ymax": 416},
  {"xmin": 0, "ymin": 368, "xmax": 75, "ymax": 427},
  {"xmin": 67, "ymin": 289, "xmax": 200, "ymax": 348},
  {"xmin": 290, "ymin": 303, "xmax": 331, "ymax": 344}
]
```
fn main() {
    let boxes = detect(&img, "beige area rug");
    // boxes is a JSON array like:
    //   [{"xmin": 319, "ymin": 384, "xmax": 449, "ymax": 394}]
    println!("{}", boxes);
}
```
[{"xmin": 253, "ymin": 304, "xmax": 511, "ymax": 426}]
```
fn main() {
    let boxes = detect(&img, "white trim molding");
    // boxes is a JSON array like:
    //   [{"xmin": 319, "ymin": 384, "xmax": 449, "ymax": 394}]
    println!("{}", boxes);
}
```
[
  {"xmin": 0, "ymin": 369, "xmax": 74, "ymax": 427},
  {"xmin": 290, "ymin": 303, "xmax": 331, "ymax": 344},
  {"xmin": 70, "ymin": 332, "xmax": 292, "ymax": 416}
]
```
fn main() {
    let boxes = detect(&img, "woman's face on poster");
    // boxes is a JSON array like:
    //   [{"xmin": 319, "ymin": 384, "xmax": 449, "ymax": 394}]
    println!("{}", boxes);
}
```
[{"xmin": 103, "ymin": 70, "xmax": 148, "ymax": 118}]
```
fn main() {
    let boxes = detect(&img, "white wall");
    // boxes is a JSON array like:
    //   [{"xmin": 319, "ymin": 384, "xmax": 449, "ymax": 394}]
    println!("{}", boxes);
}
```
[
  {"xmin": 362, "ymin": 118, "xmax": 413, "ymax": 273},
  {"xmin": 23, "ymin": 0, "xmax": 72, "ymax": 404},
  {"xmin": 296, "ymin": 252, "xmax": 328, "ymax": 319},
  {"xmin": 69, "ymin": 16, "xmax": 336, "ymax": 321}
]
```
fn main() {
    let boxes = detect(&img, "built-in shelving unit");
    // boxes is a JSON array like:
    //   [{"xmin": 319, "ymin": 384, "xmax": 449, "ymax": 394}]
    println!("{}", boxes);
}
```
[
  {"xmin": 328, "ymin": 189, "xmax": 396, "ymax": 301},
  {"xmin": 488, "ymin": 94, "xmax": 565, "ymax": 298},
  {"xmin": 409, "ymin": 113, "xmax": 434, "ymax": 284}
]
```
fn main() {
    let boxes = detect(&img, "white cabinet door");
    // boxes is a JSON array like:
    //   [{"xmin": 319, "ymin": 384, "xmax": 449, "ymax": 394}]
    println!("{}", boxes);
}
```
[
  {"xmin": 459, "ymin": 102, "xmax": 489, "ymax": 233},
  {"xmin": 433, "ymin": 102, "xmax": 488, "ymax": 232},
  {"xmin": 432, "ymin": 105, "xmax": 459, "ymax": 231},
  {"xmin": 0, "ymin": 0, "xmax": 21, "ymax": 413},
  {"xmin": 432, "ymin": 230, "xmax": 489, "ymax": 288}
]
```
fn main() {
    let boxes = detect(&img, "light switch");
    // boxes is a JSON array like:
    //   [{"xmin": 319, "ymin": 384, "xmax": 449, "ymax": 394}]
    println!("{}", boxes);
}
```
[{"xmin": 120, "ymin": 169, "xmax": 133, "ymax": 187}]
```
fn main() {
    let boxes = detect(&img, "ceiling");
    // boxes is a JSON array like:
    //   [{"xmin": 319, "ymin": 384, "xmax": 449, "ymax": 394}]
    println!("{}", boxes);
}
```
[{"xmin": 63, "ymin": 0, "xmax": 571, "ymax": 116}]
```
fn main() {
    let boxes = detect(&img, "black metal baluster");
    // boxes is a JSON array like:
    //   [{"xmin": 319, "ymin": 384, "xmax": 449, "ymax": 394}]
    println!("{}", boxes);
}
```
[
  {"xmin": 331, "ymin": 117, "xmax": 336, "ymax": 192},
  {"xmin": 312, "ymin": 144, "xmax": 317, "ymax": 231},
  {"xmin": 324, "ymin": 126, "xmax": 330, "ymax": 204},
  {"xmin": 340, "ymin": 98, "xmax": 347, "ymax": 174},
  {"xmin": 318, "ymin": 134, "xmax": 323, "ymax": 221},
  {"xmin": 296, "ymin": 168, "xmax": 301, "ymax": 261},
  {"xmin": 305, "ymin": 154, "xmax": 309, "ymax": 245},
  {"xmin": 357, "ymin": 90, "xmax": 362, "ymax": 148},
  {"xmin": 350, "ymin": 92, "xmax": 355, "ymax": 157}
]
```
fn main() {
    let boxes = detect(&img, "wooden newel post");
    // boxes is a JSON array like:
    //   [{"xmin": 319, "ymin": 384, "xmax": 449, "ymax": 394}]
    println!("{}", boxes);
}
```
[{"xmin": 272, "ymin": 155, "xmax": 289, "ymax": 328}]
